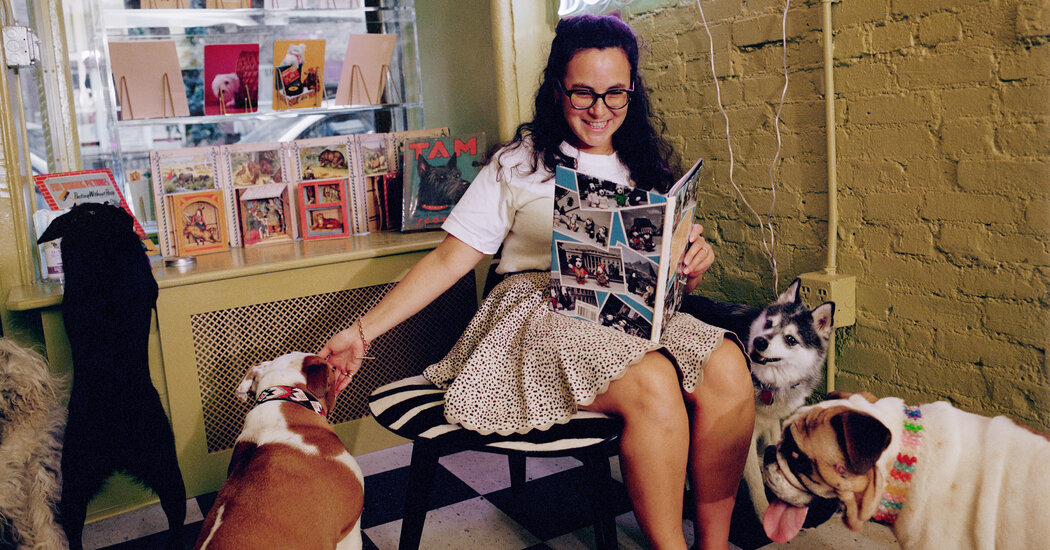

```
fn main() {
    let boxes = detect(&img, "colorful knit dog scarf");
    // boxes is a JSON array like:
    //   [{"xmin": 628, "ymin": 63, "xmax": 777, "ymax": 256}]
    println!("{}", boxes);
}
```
[
  {"xmin": 872, "ymin": 405, "xmax": 923, "ymax": 525},
  {"xmin": 256, "ymin": 385, "xmax": 327, "ymax": 418}
]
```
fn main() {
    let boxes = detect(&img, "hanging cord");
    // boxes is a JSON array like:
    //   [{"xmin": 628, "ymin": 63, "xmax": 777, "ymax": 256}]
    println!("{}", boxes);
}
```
[{"xmin": 695, "ymin": 0, "xmax": 791, "ymax": 294}]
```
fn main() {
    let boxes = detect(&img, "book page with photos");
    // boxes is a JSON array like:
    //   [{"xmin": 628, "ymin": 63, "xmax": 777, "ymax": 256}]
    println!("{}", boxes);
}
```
[{"xmin": 549, "ymin": 158, "xmax": 702, "ymax": 341}]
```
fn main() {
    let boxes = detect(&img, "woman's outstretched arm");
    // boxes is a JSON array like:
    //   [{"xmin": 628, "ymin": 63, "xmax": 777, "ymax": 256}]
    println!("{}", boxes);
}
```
[{"xmin": 320, "ymin": 234, "xmax": 485, "ymax": 386}]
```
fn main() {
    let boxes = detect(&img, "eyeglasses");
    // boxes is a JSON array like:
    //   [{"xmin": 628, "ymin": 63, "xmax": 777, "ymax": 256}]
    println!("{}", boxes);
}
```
[{"xmin": 556, "ymin": 80, "xmax": 633, "ymax": 110}]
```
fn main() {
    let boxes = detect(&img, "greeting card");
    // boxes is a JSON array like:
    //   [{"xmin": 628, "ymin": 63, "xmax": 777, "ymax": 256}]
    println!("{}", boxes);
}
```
[
  {"xmin": 204, "ymin": 44, "xmax": 260, "ymax": 115},
  {"xmin": 273, "ymin": 39, "xmax": 325, "ymax": 110}
]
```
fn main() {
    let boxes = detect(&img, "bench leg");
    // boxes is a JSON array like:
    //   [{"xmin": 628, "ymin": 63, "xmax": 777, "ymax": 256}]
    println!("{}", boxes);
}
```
[
  {"xmin": 581, "ymin": 447, "xmax": 617, "ymax": 550},
  {"xmin": 399, "ymin": 440, "xmax": 439, "ymax": 550}
]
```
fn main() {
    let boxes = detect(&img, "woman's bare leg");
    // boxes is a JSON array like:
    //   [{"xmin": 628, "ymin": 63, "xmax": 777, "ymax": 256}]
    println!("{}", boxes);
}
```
[
  {"xmin": 583, "ymin": 351, "xmax": 689, "ymax": 550},
  {"xmin": 683, "ymin": 343, "xmax": 754, "ymax": 550}
]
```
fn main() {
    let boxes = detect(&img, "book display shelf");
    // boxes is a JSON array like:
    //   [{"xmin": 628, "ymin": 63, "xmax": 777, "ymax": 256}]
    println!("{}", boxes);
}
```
[
  {"xmin": 8, "ymin": 0, "xmax": 484, "ymax": 523},
  {"xmin": 68, "ymin": 0, "xmax": 424, "ymax": 234}
]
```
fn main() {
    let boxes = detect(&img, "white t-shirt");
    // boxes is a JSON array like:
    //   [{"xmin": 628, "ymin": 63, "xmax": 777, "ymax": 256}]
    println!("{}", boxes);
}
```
[{"xmin": 443, "ymin": 141, "xmax": 633, "ymax": 273}]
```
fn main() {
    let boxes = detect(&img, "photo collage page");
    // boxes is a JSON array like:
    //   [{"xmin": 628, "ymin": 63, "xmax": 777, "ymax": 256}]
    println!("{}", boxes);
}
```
[{"xmin": 550, "ymin": 169, "xmax": 667, "ymax": 340}]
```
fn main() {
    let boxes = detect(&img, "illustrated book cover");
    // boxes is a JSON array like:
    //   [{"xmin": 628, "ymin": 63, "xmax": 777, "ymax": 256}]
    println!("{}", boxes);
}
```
[
  {"xmin": 150, "ymin": 146, "xmax": 221, "ymax": 256},
  {"xmin": 376, "ymin": 127, "xmax": 450, "ymax": 231},
  {"xmin": 549, "ymin": 157, "xmax": 703, "ymax": 341},
  {"xmin": 349, "ymin": 132, "xmax": 394, "ymax": 233},
  {"xmin": 273, "ymin": 39, "xmax": 325, "ymax": 110},
  {"xmin": 34, "ymin": 169, "xmax": 148, "ymax": 238},
  {"xmin": 289, "ymin": 135, "xmax": 352, "ymax": 182},
  {"xmin": 297, "ymin": 178, "xmax": 352, "ymax": 240},
  {"xmin": 220, "ymin": 142, "xmax": 287, "ymax": 188},
  {"xmin": 401, "ymin": 132, "xmax": 486, "ymax": 232},
  {"xmin": 236, "ymin": 183, "xmax": 295, "ymax": 247},
  {"xmin": 289, "ymin": 135, "xmax": 361, "ymax": 231},
  {"xmin": 204, "ymin": 43, "xmax": 260, "ymax": 115},
  {"xmin": 219, "ymin": 141, "xmax": 289, "ymax": 246},
  {"xmin": 167, "ymin": 189, "xmax": 230, "ymax": 257}
]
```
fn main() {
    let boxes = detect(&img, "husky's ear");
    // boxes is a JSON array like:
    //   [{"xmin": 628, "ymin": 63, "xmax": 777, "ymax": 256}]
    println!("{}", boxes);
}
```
[
  {"xmin": 812, "ymin": 302, "xmax": 835, "ymax": 340},
  {"xmin": 775, "ymin": 278, "xmax": 802, "ymax": 305}
]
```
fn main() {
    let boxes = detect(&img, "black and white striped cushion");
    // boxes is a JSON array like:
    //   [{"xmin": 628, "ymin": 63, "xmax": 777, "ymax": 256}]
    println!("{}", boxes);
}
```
[{"xmin": 368, "ymin": 376, "xmax": 622, "ymax": 456}]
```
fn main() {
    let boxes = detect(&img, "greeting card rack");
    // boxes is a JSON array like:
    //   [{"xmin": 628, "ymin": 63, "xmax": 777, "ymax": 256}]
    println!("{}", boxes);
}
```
[{"xmin": 65, "ymin": 0, "xmax": 424, "ymax": 237}]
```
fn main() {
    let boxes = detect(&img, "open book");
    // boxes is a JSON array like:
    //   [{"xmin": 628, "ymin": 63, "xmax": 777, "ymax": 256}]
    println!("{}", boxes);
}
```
[{"xmin": 549, "ymin": 158, "xmax": 703, "ymax": 341}]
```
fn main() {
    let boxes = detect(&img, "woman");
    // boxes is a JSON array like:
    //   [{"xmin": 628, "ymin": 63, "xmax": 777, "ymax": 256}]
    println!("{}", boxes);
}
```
[{"xmin": 322, "ymin": 15, "xmax": 754, "ymax": 550}]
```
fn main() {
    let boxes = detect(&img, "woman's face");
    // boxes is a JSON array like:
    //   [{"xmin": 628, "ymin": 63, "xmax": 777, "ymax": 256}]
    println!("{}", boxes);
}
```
[{"xmin": 560, "ymin": 47, "xmax": 632, "ymax": 156}]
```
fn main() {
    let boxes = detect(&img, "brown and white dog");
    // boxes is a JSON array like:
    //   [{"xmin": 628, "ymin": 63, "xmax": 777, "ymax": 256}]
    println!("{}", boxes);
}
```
[
  {"xmin": 761, "ymin": 391, "xmax": 1050, "ymax": 550},
  {"xmin": 194, "ymin": 352, "xmax": 364, "ymax": 550}
]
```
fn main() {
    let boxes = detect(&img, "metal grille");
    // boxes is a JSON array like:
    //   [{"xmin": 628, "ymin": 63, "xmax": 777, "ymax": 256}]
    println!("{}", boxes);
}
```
[{"xmin": 190, "ymin": 274, "xmax": 476, "ymax": 453}]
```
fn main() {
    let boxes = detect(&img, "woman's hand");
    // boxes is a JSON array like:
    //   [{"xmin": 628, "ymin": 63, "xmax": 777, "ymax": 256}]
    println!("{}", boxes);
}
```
[
  {"xmin": 681, "ymin": 223, "xmax": 715, "ymax": 294},
  {"xmin": 314, "ymin": 235, "xmax": 484, "ymax": 395},
  {"xmin": 319, "ymin": 323, "xmax": 367, "ymax": 394}
]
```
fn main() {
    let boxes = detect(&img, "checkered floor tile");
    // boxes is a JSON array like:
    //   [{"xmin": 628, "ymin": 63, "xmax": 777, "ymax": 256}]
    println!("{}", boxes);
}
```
[
  {"xmin": 83, "ymin": 443, "xmax": 896, "ymax": 550},
  {"xmin": 84, "ymin": 444, "xmax": 652, "ymax": 550}
]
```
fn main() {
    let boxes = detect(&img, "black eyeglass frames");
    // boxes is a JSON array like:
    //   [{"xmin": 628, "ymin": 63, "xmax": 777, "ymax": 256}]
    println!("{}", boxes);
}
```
[{"xmin": 556, "ymin": 81, "xmax": 633, "ymax": 110}]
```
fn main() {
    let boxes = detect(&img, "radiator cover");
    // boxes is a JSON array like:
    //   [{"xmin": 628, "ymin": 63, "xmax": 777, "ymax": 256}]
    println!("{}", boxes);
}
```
[{"xmin": 189, "ymin": 274, "xmax": 476, "ymax": 453}]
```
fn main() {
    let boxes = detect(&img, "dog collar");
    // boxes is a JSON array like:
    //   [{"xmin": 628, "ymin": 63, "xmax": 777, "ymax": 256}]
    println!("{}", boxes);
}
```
[
  {"xmin": 872, "ymin": 405, "xmax": 923, "ymax": 525},
  {"xmin": 752, "ymin": 376, "xmax": 805, "ymax": 405},
  {"xmin": 256, "ymin": 385, "xmax": 327, "ymax": 418}
]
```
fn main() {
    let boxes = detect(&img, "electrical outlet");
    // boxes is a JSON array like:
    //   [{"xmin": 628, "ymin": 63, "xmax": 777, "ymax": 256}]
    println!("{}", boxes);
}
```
[{"xmin": 798, "ymin": 271, "xmax": 856, "ymax": 327}]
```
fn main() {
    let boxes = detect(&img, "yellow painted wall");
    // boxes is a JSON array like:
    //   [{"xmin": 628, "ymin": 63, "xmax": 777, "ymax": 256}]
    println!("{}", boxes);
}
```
[
  {"xmin": 0, "ymin": 46, "xmax": 44, "ymax": 346},
  {"xmin": 4, "ymin": 2, "xmax": 1046, "ymax": 433},
  {"xmin": 416, "ymin": 0, "xmax": 500, "ymax": 138},
  {"xmin": 620, "ymin": 0, "xmax": 1048, "ymax": 430}
]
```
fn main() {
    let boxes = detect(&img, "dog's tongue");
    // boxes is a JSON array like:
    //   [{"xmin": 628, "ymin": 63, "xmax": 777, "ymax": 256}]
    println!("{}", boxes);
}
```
[{"xmin": 763, "ymin": 499, "xmax": 809, "ymax": 542}]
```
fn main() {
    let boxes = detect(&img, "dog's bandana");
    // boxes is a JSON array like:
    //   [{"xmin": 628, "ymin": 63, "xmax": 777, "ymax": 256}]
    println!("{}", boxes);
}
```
[
  {"xmin": 872, "ymin": 405, "xmax": 923, "ymax": 525},
  {"xmin": 256, "ymin": 385, "xmax": 327, "ymax": 418}
]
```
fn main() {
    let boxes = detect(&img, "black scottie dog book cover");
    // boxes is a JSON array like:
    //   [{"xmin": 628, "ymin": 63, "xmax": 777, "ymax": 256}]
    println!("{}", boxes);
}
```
[{"xmin": 401, "ymin": 132, "xmax": 486, "ymax": 231}]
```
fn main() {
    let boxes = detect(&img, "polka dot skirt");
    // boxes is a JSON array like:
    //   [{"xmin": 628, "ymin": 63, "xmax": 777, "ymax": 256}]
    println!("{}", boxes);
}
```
[{"xmin": 424, "ymin": 272, "xmax": 735, "ymax": 436}]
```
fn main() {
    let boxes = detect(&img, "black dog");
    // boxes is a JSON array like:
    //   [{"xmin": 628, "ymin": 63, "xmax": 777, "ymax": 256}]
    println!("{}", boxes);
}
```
[
  {"xmin": 38, "ymin": 203, "xmax": 185, "ymax": 550},
  {"xmin": 417, "ymin": 153, "xmax": 469, "ymax": 211}
]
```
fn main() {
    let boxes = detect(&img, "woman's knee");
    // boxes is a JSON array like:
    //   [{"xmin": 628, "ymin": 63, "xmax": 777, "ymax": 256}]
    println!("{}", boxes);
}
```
[
  {"xmin": 608, "ymin": 352, "xmax": 687, "ymax": 421},
  {"xmin": 702, "ymin": 342, "xmax": 752, "ymax": 403}
]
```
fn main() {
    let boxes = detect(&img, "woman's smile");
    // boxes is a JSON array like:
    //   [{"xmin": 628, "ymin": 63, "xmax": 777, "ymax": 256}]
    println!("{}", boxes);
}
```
[{"xmin": 560, "ymin": 47, "xmax": 631, "ymax": 155}]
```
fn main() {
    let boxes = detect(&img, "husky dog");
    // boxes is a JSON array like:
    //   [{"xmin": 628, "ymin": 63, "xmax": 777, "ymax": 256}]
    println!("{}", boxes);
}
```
[{"xmin": 680, "ymin": 279, "xmax": 835, "ymax": 520}]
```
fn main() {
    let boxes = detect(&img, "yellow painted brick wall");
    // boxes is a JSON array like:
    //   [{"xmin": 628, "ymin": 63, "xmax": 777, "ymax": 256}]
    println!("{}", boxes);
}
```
[{"xmin": 624, "ymin": 0, "xmax": 1049, "ymax": 430}]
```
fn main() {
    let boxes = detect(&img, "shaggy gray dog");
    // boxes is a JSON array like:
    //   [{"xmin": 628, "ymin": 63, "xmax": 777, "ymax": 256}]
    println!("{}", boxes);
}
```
[{"xmin": 0, "ymin": 338, "xmax": 67, "ymax": 549}]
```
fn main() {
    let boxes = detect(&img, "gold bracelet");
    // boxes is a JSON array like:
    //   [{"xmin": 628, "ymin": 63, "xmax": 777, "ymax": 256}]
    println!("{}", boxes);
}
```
[{"xmin": 356, "ymin": 318, "xmax": 373, "ymax": 357}]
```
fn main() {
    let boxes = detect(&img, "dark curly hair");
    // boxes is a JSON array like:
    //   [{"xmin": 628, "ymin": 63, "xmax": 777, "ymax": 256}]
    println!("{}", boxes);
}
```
[{"xmin": 495, "ymin": 14, "xmax": 680, "ymax": 193}]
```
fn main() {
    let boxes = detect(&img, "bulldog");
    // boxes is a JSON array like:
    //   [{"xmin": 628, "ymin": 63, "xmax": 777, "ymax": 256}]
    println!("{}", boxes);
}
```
[
  {"xmin": 194, "ymin": 352, "xmax": 364, "ymax": 550},
  {"xmin": 761, "ymin": 391, "xmax": 1050, "ymax": 550}
]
